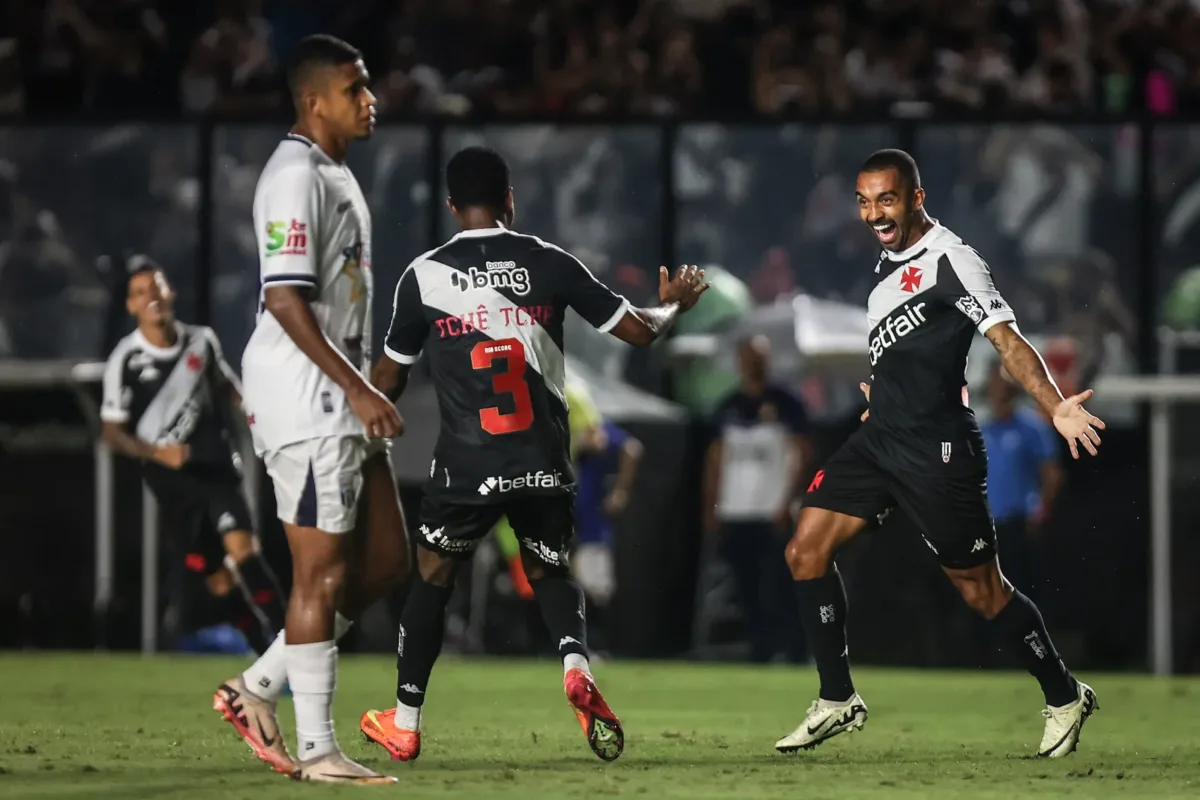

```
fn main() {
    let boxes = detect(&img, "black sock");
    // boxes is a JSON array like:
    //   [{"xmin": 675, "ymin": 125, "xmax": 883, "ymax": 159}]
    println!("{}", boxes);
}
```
[
  {"xmin": 232, "ymin": 554, "xmax": 287, "ymax": 639},
  {"xmin": 221, "ymin": 591, "xmax": 272, "ymax": 655},
  {"xmin": 794, "ymin": 568, "xmax": 854, "ymax": 702},
  {"xmin": 989, "ymin": 590, "xmax": 1077, "ymax": 706},
  {"xmin": 396, "ymin": 575, "xmax": 453, "ymax": 708},
  {"xmin": 530, "ymin": 575, "xmax": 589, "ymax": 662}
]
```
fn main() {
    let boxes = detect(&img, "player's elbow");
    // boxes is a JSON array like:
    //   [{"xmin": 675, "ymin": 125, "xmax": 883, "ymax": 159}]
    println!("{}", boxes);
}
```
[
  {"xmin": 611, "ymin": 311, "xmax": 658, "ymax": 347},
  {"xmin": 262, "ymin": 285, "xmax": 301, "ymax": 317}
]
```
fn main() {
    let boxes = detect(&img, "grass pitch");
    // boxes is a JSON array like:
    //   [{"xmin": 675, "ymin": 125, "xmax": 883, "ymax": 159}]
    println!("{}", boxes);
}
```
[{"xmin": 0, "ymin": 654, "xmax": 1197, "ymax": 798}]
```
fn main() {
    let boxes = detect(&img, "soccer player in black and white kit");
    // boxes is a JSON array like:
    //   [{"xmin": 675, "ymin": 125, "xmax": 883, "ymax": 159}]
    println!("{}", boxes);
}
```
[
  {"xmin": 101, "ymin": 259, "xmax": 287, "ymax": 653},
  {"xmin": 775, "ymin": 150, "xmax": 1102, "ymax": 758},
  {"xmin": 359, "ymin": 147, "xmax": 708, "ymax": 763}
]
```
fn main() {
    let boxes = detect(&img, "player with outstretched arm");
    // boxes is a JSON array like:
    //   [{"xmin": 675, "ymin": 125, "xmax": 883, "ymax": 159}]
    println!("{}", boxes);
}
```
[
  {"xmin": 775, "ymin": 149, "xmax": 1101, "ymax": 759},
  {"xmin": 359, "ymin": 147, "xmax": 708, "ymax": 764}
]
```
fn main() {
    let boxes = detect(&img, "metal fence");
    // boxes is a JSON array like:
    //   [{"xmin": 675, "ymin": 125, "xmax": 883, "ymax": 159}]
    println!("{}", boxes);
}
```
[
  {"xmin": 5, "ymin": 117, "xmax": 1200, "ymax": 670},
  {"xmin": 3, "ymin": 117, "xmax": 1195, "ymax": 380}
]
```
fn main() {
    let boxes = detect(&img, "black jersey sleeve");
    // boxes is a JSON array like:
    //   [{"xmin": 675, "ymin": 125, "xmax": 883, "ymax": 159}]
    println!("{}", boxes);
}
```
[
  {"xmin": 384, "ymin": 264, "xmax": 428, "ymax": 365},
  {"xmin": 936, "ymin": 247, "xmax": 1017, "ymax": 335},
  {"xmin": 199, "ymin": 326, "xmax": 242, "ymax": 394},
  {"xmin": 551, "ymin": 246, "xmax": 631, "ymax": 332}
]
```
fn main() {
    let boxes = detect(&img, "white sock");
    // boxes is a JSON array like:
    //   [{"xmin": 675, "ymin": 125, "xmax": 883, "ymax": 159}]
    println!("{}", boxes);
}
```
[
  {"xmin": 242, "ymin": 633, "xmax": 287, "ymax": 701},
  {"xmin": 564, "ymin": 653, "xmax": 590, "ymax": 676},
  {"xmin": 394, "ymin": 701, "xmax": 421, "ymax": 732},
  {"xmin": 287, "ymin": 641, "xmax": 339, "ymax": 760},
  {"xmin": 240, "ymin": 613, "xmax": 354, "ymax": 702}
]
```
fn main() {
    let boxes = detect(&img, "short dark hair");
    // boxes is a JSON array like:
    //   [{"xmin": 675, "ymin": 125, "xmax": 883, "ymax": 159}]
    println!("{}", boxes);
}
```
[
  {"xmin": 287, "ymin": 34, "xmax": 362, "ymax": 99},
  {"xmin": 125, "ymin": 254, "xmax": 163, "ymax": 295},
  {"xmin": 859, "ymin": 149, "xmax": 921, "ymax": 194},
  {"xmin": 446, "ymin": 147, "xmax": 510, "ymax": 213}
]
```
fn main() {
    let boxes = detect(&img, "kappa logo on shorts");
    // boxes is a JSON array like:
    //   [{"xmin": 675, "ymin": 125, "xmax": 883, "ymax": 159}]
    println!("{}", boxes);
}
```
[{"xmin": 216, "ymin": 512, "xmax": 237, "ymax": 533}]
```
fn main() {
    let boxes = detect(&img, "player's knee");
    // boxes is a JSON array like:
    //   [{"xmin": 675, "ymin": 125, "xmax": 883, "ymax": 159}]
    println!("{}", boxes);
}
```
[
  {"xmin": 947, "ymin": 563, "xmax": 1011, "ymax": 619},
  {"xmin": 293, "ymin": 556, "xmax": 348, "ymax": 606},
  {"xmin": 205, "ymin": 568, "xmax": 235, "ymax": 597},
  {"xmin": 415, "ymin": 546, "xmax": 457, "ymax": 587},
  {"xmin": 520, "ymin": 550, "xmax": 569, "ymax": 583},
  {"xmin": 785, "ymin": 527, "xmax": 834, "ymax": 580}
]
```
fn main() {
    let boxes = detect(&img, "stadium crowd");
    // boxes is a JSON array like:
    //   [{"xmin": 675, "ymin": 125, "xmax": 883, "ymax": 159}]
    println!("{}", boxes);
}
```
[{"xmin": 2, "ymin": 0, "xmax": 1199, "ymax": 118}]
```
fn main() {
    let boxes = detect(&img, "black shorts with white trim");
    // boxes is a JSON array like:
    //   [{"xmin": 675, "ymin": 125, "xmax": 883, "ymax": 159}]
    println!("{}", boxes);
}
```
[{"xmin": 804, "ymin": 425, "xmax": 997, "ymax": 570}]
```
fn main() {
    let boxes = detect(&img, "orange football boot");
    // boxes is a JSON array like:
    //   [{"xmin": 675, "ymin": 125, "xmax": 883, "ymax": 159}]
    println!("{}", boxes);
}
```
[
  {"xmin": 360, "ymin": 708, "xmax": 422, "ymax": 761},
  {"xmin": 565, "ymin": 667, "xmax": 624, "ymax": 762}
]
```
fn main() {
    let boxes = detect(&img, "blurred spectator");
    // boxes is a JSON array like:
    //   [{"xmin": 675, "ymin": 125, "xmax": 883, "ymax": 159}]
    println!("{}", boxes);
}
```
[
  {"xmin": 702, "ymin": 335, "xmax": 810, "ymax": 663},
  {"xmin": 8, "ymin": 0, "xmax": 1200, "ymax": 118},
  {"xmin": 980, "ymin": 360, "xmax": 1063, "ymax": 604}
]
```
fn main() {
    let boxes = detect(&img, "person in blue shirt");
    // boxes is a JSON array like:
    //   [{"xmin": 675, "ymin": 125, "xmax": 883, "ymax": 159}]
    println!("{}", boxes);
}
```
[
  {"xmin": 980, "ymin": 360, "xmax": 1063, "ymax": 603},
  {"xmin": 573, "ymin": 418, "xmax": 644, "ymax": 653},
  {"xmin": 703, "ymin": 336, "xmax": 812, "ymax": 663}
]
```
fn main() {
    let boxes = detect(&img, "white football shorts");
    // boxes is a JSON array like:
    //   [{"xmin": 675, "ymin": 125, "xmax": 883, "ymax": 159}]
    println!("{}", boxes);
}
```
[{"xmin": 263, "ymin": 435, "xmax": 389, "ymax": 534}]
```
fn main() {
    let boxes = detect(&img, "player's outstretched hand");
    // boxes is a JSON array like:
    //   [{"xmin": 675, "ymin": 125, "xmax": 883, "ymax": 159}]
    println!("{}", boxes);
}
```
[
  {"xmin": 659, "ymin": 265, "xmax": 710, "ymax": 311},
  {"xmin": 349, "ymin": 382, "xmax": 404, "ymax": 439},
  {"xmin": 1052, "ymin": 389, "xmax": 1105, "ymax": 459},
  {"xmin": 859, "ymin": 382, "xmax": 871, "ymax": 422}
]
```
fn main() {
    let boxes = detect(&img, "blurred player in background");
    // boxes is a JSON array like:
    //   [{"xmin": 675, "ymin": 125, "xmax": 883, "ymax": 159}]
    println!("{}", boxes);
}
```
[
  {"xmin": 704, "ymin": 334, "xmax": 810, "ymax": 664},
  {"xmin": 570, "ymin": 407, "xmax": 643, "ymax": 653},
  {"xmin": 980, "ymin": 360, "xmax": 1062, "ymax": 603},
  {"xmin": 210, "ymin": 35, "xmax": 409, "ymax": 785},
  {"xmin": 778, "ymin": 150, "xmax": 1101, "ymax": 759},
  {"xmin": 495, "ymin": 380, "xmax": 607, "ymax": 601},
  {"xmin": 101, "ymin": 257, "xmax": 286, "ymax": 655},
  {"xmin": 360, "ymin": 146, "xmax": 707, "ymax": 764}
]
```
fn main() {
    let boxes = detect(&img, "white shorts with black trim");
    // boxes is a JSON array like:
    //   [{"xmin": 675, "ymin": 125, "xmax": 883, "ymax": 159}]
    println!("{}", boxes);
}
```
[{"xmin": 263, "ymin": 435, "xmax": 389, "ymax": 534}]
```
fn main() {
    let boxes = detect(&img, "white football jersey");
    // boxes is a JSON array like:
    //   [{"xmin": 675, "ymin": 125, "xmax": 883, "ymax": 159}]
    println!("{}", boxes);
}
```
[{"xmin": 242, "ymin": 133, "xmax": 373, "ymax": 453}]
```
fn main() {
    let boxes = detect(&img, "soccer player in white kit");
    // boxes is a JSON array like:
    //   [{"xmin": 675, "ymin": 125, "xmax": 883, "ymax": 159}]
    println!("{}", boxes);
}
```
[{"xmin": 210, "ymin": 35, "xmax": 405, "ymax": 785}]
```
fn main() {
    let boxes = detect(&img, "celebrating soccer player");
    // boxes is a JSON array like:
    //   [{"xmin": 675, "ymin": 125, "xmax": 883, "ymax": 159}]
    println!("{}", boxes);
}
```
[
  {"xmin": 775, "ymin": 150, "xmax": 1101, "ymax": 758},
  {"xmin": 358, "ymin": 146, "xmax": 708, "ymax": 764},
  {"xmin": 101, "ymin": 257, "xmax": 287, "ymax": 655},
  {"xmin": 210, "ymin": 35, "xmax": 409, "ymax": 785}
]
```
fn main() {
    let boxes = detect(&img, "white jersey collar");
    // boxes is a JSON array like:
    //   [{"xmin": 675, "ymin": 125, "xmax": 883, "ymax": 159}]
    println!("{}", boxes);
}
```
[
  {"xmin": 880, "ymin": 218, "xmax": 945, "ymax": 262},
  {"xmin": 451, "ymin": 221, "xmax": 509, "ymax": 240},
  {"xmin": 134, "ymin": 322, "xmax": 185, "ymax": 358}
]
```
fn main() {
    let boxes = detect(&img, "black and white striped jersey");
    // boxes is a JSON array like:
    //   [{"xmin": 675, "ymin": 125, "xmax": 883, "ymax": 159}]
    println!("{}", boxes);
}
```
[
  {"xmin": 864, "ymin": 222, "xmax": 1017, "ymax": 473},
  {"xmin": 101, "ymin": 322, "xmax": 243, "ymax": 483},
  {"xmin": 384, "ymin": 224, "xmax": 630, "ymax": 504}
]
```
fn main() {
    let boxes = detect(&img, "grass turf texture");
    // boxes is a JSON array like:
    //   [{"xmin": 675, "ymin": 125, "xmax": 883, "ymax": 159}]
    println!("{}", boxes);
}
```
[{"xmin": 1, "ymin": 654, "xmax": 1197, "ymax": 798}]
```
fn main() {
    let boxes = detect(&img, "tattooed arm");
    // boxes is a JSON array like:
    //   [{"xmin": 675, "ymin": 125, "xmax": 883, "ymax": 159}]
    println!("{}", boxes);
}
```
[{"xmin": 985, "ymin": 321, "xmax": 1105, "ymax": 459}]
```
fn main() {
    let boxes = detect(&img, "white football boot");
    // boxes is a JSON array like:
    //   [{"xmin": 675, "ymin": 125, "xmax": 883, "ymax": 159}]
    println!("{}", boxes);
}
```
[
  {"xmin": 1037, "ymin": 680, "xmax": 1098, "ymax": 758},
  {"xmin": 294, "ymin": 750, "xmax": 398, "ymax": 784},
  {"xmin": 775, "ymin": 693, "xmax": 868, "ymax": 753}
]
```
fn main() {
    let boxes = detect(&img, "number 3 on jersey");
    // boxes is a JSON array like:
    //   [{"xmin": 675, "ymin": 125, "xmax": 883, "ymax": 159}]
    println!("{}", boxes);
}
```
[{"xmin": 471, "ymin": 338, "xmax": 534, "ymax": 435}]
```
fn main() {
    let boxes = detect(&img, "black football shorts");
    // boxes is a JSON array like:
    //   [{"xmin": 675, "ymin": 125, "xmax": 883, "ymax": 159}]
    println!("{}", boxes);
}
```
[
  {"xmin": 416, "ymin": 492, "xmax": 575, "ymax": 567},
  {"xmin": 804, "ymin": 426, "xmax": 997, "ymax": 570},
  {"xmin": 150, "ymin": 466, "xmax": 254, "ymax": 576}
]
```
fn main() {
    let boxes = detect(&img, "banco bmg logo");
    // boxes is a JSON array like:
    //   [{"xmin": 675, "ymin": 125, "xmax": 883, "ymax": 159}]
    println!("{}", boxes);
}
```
[{"xmin": 451, "ymin": 261, "xmax": 531, "ymax": 296}]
